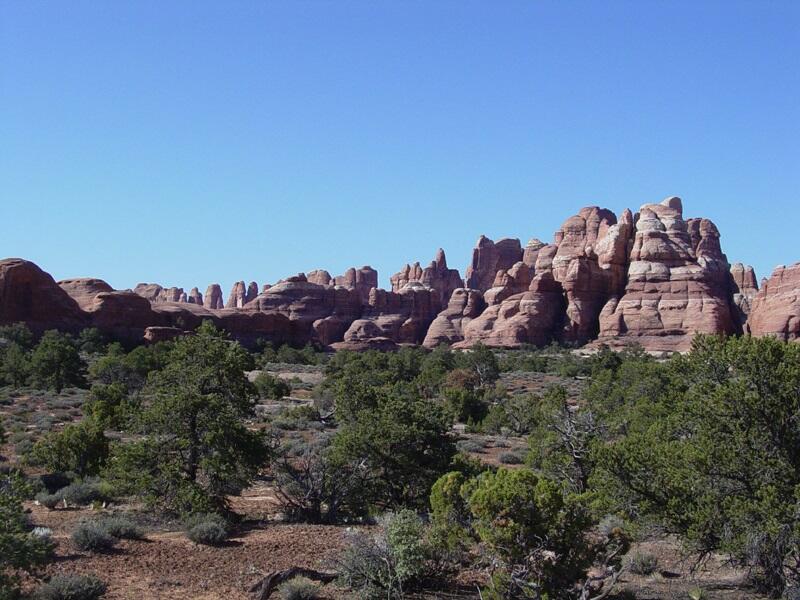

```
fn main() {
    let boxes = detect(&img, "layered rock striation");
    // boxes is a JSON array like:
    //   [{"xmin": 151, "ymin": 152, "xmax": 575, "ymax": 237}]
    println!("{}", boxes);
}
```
[{"xmin": 3, "ymin": 197, "xmax": 796, "ymax": 352}]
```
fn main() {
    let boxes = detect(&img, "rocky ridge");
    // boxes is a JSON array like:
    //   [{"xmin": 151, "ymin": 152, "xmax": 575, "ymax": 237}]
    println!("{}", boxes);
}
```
[{"xmin": 2, "ymin": 197, "xmax": 797, "ymax": 352}]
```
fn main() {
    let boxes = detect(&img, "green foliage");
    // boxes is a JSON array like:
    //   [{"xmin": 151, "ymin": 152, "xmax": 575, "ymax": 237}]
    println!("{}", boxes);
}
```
[
  {"xmin": 330, "ymin": 390, "xmax": 455, "ymax": 509},
  {"xmin": 594, "ymin": 335, "xmax": 800, "ymax": 597},
  {"xmin": 71, "ymin": 523, "xmax": 116, "ymax": 552},
  {"xmin": 0, "ymin": 322, "xmax": 35, "ymax": 351},
  {"xmin": 83, "ymin": 383, "xmax": 135, "ymax": 430},
  {"xmin": 462, "ymin": 343, "xmax": 500, "ymax": 386},
  {"xmin": 254, "ymin": 372, "xmax": 291, "ymax": 400},
  {"xmin": 94, "ymin": 516, "xmax": 142, "ymax": 540},
  {"xmin": 626, "ymin": 551, "xmax": 659, "ymax": 575},
  {"xmin": 77, "ymin": 328, "xmax": 107, "ymax": 355},
  {"xmin": 338, "ymin": 510, "xmax": 431, "ymax": 599},
  {"xmin": 33, "ymin": 574, "xmax": 107, "ymax": 600},
  {"xmin": 278, "ymin": 577, "xmax": 320, "ymax": 600},
  {"xmin": 0, "ymin": 342, "xmax": 30, "ymax": 387},
  {"xmin": 105, "ymin": 322, "xmax": 268, "ymax": 513},
  {"xmin": 0, "ymin": 470, "xmax": 56, "ymax": 598},
  {"xmin": 184, "ymin": 513, "xmax": 230, "ymax": 545},
  {"xmin": 30, "ymin": 330, "xmax": 85, "ymax": 392},
  {"xmin": 55, "ymin": 479, "xmax": 108, "ymax": 506},
  {"xmin": 30, "ymin": 419, "xmax": 109, "ymax": 477},
  {"xmin": 259, "ymin": 342, "xmax": 328, "ymax": 366},
  {"xmin": 88, "ymin": 342, "xmax": 171, "ymax": 392},
  {"xmin": 273, "ymin": 435, "xmax": 368, "ymax": 523},
  {"xmin": 430, "ymin": 468, "xmax": 621, "ymax": 599}
]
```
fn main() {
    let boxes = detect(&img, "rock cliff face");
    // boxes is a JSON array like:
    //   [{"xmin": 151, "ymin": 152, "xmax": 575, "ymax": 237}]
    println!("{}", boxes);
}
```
[
  {"xmin": 465, "ymin": 237, "xmax": 523, "ymax": 292},
  {"xmin": 747, "ymin": 263, "xmax": 800, "ymax": 341},
  {"xmin": 729, "ymin": 263, "xmax": 758, "ymax": 330},
  {"xmin": 391, "ymin": 249, "xmax": 463, "ymax": 308},
  {"xmin": 0, "ymin": 259, "xmax": 86, "ymax": 333},
  {"xmin": 2, "ymin": 197, "xmax": 796, "ymax": 351},
  {"xmin": 596, "ymin": 197, "xmax": 737, "ymax": 351},
  {"xmin": 203, "ymin": 284, "xmax": 224, "ymax": 310}
]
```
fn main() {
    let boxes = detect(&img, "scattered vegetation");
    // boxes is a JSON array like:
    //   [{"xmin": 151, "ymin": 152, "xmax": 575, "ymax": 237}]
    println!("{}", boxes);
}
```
[{"xmin": 34, "ymin": 574, "xmax": 107, "ymax": 600}]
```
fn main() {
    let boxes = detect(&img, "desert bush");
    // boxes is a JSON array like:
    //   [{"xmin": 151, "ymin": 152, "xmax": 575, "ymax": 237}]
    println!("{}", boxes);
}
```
[
  {"xmin": 96, "ymin": 515, "xmax": 142, "ymax": 540},
  {"xmin": 71, "ymin": 523, "xmax": 116, "ymax": 552},
  {"xmin": 34, "ymin": 573, "xmax": 107, "ymax": 600},
  {"xmin": 330, "ymin": 390, "xmax": 455, "ymax": 510},
  {"xmin": 626, "ymin": 551, "xmax": 659, "ymax": 575},
  {"xmin": 430, "ymin": 468, "xmax": 627, "ymax": 599},
  {"xmin": 456, "ymin": 439, "xmax": 484, "ymax": 454},
  {"xmin": 277, "ymin": 577, "xmax": 320, "ymax": 600},
  {"xmin": 1, "ymin": 342, "xmax": 30, "ymax": 387},
  {"xmin": 185, "ymin": 513, "xmax": 230, "ymax": 546},
  {"xmin": 254, "ymin": 371, "xmax": 291, "ymax": 400},
  {"xmin": 29, "ymin": 419, "xmax": 109, "ymax": 477},
  {"xmin": 83, "ymin": 383, "xmax": 134, "ymax": 430},
  {"xmin": 56, "ymin": 479, "xmax": 107, "ymax": 506},
  {"xmin": 1, "ymin": 470, "xmax": 56, "ymax": 597},
  {"xmin": 338, "ymin": 510, "xmax": 431, "ymax": 598},
  {"xmin": 30, "ymin": 331, "xmax": 85, "ymax": 392},
  {"xmin": 35, "ymin": 491, "xmax": 61, "ymax": 509},
  {"xmin": 274, "ymin": 436, "xmax": 368, "ymax": 524},
  {"xmin": 498, "ymin": 451, "xmax": 524, "ymax": 464}
]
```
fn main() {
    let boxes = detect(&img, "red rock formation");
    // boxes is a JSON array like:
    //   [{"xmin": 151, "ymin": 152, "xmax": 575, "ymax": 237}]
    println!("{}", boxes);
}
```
[
  {"xmin": 187, "ymin": 287, "xmax": 203, "ymax": 305},
  {"xmin": 746, "ymin": 263, "xmax": 800, "ymax": 341},
  {"xmin": 248, "ymin": 275, "xmax": 362, "ymax": 346},
  {"xmin": 597, "ymin": 197, "xmax": 736, "ymax": 351},
  {"xmin": 1, "ymin": 197, "xmax": 795, "ymax": 353},
  {"xmin": 133, "ymin": 283, "xmax": 184, "ymax": 304},
  {"xmin": 0, "ymin": 259, "xmax": 87, "ymax": 333},
  {"xmin": 58, "ymin": 278, "xmax": 114, "ymax": 311},
  {"xmin": 552, "ymin": 207, "xmax": 632, "ymax": 343},
  {"xmin": 342, "ymin": 285, "xmax": 436, "ymax": 346},
  {"xmin": 457, "ymin": 273, "xmax": 564, "ymax": 348},
  {"xmin": 483, "ymin": 262, "xmax": 532, "ymax": 306},
  {"xmin": 465, "ymin": 236, "xmax": 523, "ymax": 292},
  {"xmin": 423, "ymin": 288, "xmax": 485, "ymax": 348},
  {"xmin": 307, "ymin": 270, "xmax": 332, "ymax": 286},
  {"xmin": 391, "ymin": 249, "xmax": 463, "ymax": 308},
  {"xmin": 86, "ymin": 291, "xmax": 160, "ymax": 342},
  {"xmin": 522, "ymin": 239, "xmax": 546, "ymax": 268},
  {"xmin": 729, "ymin": 263, "xmax": 758, "ymax": 330},
  {"xmin": 203, "ymin": 284, "xmax": 224, "ymax": 310},
  {"xmin": 226, "ymin": 281, "xmax": 248, "ymax": 309},
  {"xmin": 246, "ymin": 282, "xmax": 259, "ymax": 305},
  {"xmin": 334, "ymin": 266, "xmax": 378, "ymax": 304}
]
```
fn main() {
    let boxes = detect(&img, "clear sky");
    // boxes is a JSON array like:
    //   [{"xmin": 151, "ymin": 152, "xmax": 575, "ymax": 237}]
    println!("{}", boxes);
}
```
[{"xmin": 1, "ymin": 1, "xmax": 798, "ymax": 295}]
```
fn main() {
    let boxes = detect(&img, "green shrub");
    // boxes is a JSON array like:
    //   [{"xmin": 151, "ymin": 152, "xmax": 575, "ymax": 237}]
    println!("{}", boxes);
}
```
[
  {"xmin": 1, "ymin": 470, "xmax": 56, "ymax": 597},
  {"xmin": 185, "ymin": 513, "xmax": 230, "ymax": 546},
  {"xmin": 254, "ymin": 372, "xmax": 291, "ymax": 400},
  {"xmin": 456, "ymin": 439, "xmax": 484, "ymax": 454},
  {"xmin": 30, "ymin": 331, "xmax": 85, "ymax": 392},
  {"xmin": 71, "ymin": 523, "xmax": 116, "ymax": 552},
  {"xmin": 278, "ymin": 577, "xmax": 320, "ymax": 600},
  {"xmin": 626, "ymin": 551, "xmax": 659, "ymax": 575},
  {"xmin": 29, "ymin": 419, "xmax": 109, "ymax": 477},
  {"xmin": 96, "ymin": 516, "xmax": 142, "ymax": 540},
  {"xmin": 337, "ymin": 509, "xmax": 430, "ymax": 598},
  {"xmin": 34, "ymin": 573, "xmax": 107, "ymax": 600},
  {"xmin": 56, "ymin": 480, "xmax": 107, "ymax": 506},
  {"xmin": 35, "ymin": 491, "xmax": 61, "ymax": 509},
  {"xmin": 498, "ymin": 451, "xmax": 524, "ymax": 465}
]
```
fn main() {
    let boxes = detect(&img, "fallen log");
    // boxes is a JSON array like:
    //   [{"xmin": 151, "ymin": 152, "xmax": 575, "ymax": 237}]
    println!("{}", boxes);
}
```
[{"xmin": 249, "ymin": 567, "xmax": 338, "ymax": 600}]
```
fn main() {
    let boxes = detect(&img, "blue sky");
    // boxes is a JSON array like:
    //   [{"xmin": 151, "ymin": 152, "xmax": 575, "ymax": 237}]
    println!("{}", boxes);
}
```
[{"xmin": 1, "ymin": 1, "xmax": 798, "ymax": 294}]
